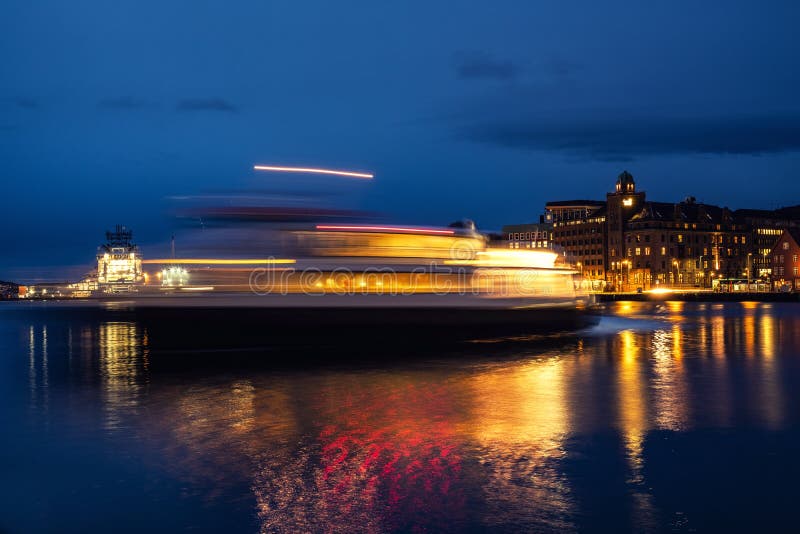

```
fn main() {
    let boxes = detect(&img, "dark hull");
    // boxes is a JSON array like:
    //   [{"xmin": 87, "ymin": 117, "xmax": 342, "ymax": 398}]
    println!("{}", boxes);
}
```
[
  {"xmin": 2, "ymin": 301, "xmax": 599, "ymax": 366},
  {"xmin": 133, "ymin": 305, "xmax": 598, "ymax": 352}
]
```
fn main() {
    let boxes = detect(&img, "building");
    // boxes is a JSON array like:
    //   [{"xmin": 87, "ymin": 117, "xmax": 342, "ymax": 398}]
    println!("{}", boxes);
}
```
[
  {"xmin": 735, "ymin": 207, "xmax": 800, "ymax": 280},
  {"xmin": 621, "ymin": 198, "xmax": 748, "ymax": 289},
  {"xmin": 770, "ymin": 228, "xmax": 800, "ymax": 291},
  {"xmin": 0, "ymin": 281, "xmax": 18, "ymax": 299},
  {"xmin": 539, "ymin": 171, "xmax": 800, "ymax": 291},
  {"xmin": 501, "ymin": 219, "xmax": 553, "ymax": 250},
  {"xmin": 545, "ymin": 200, "xmax": 606, "ymax": 283},
  {"xmin": 605, "ymin": 171, "xmax": 647, "ymax": 289}
]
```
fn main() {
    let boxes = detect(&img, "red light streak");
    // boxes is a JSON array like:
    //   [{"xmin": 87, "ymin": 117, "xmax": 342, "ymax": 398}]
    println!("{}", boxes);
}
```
[
  {"xmin": 315, "ymin": 225, "xmax": 455, "ymax": 235},
  {"xmin": 253, "ymin": 165, "xmax": 374, "ymax": 179}
]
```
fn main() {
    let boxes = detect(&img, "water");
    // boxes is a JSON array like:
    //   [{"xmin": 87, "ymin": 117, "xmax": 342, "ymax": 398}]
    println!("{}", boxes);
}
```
[{"xmin": 2, "ymin": 302, "xmax": 799, "ymax": 532}]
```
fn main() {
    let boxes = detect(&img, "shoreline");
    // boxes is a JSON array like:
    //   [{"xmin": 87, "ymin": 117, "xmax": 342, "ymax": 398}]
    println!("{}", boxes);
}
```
[{"xmin": 598, "ymin": 291, "xmax": 800, "ymax": 302}]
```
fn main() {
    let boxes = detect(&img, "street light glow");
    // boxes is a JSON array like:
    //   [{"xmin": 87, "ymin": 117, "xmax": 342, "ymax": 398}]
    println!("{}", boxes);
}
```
[{"xmin": 253, "ymin": 165, "xmax": 374, "ymax": 179}]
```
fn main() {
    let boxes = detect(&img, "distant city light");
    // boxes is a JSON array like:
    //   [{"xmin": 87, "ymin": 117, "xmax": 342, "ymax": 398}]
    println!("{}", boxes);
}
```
[
  {"xmin": 253, "ymin": 165, "xmax": 374, "ymax": 179},
  {"xmin": 315, "ymin": 225, "xmax": 455, "ymax": 235}
]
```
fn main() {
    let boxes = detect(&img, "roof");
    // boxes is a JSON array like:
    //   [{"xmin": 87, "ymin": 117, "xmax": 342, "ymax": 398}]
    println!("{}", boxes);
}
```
[
  {"xmin": 502, "ymin": 222, "xmax": 553, "ymax": 233},
  {"xmin": 629, "ymin": 201, "xmax": 725, "ymax": 223},
  {"xmin": 784, "ymin": 227, "xmax": 800, "ymax": 246},
  {"xmin": 545, "ymin": 200, "xmax": 605, "ymax": 208}
]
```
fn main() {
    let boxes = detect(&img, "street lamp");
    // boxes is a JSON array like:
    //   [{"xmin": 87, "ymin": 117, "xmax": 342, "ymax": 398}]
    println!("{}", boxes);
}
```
[
  {"xmin": 747, "ymin": 252, "xmax": 752, "ymax": 288},
  {"xmin": 672, "ymin": 259, "xmax": 679, "ymax": 287},
  {"xmin": 698, "ymin": 255, "xmax": 707, "ymax": 288},
  {"xmin": 621, "ymin": 259, "xmax": 631, "ymax": 291}
]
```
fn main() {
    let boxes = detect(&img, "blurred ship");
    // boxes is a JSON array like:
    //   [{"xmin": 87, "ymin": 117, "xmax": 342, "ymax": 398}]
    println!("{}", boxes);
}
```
[{"xmin": 16, "ymin": 175, "xmax": 596, "ymax": 346}]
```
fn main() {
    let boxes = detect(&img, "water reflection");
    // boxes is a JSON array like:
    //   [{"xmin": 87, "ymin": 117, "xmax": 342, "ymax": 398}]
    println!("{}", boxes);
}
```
[
  {"xmin": 15, "ymin": 303, "xmax": 800, "ymax": 532},
  {"xmin": 98, "ymin": 322, "xmax": 148, "ymax": 431}
]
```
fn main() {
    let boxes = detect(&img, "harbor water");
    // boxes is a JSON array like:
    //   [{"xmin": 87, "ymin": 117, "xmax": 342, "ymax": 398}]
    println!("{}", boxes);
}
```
[{"xmin": 2, "ymin": 301, "xmax": 799, "ymax": 532}]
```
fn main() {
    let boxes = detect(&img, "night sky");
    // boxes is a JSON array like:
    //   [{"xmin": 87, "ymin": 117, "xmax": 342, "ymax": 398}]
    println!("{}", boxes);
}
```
[{"xmin": 2, "ymin": 1, "xmax": 799, "ymax": 279}]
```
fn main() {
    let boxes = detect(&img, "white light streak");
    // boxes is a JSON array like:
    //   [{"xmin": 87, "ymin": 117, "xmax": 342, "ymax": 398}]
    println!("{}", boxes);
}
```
[{"xmin": 253, "ymin": 165, "xmax": 373, "ymax": 179}]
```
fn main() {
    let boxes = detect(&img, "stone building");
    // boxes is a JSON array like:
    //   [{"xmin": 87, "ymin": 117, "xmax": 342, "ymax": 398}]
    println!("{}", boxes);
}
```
[
  {"xmin": 622, "ymin": 198, "xmax": 749, "ymax": 289},
  {"xmin": 540, "ymin": 171, "xmax": 800, "ymax": 290}
]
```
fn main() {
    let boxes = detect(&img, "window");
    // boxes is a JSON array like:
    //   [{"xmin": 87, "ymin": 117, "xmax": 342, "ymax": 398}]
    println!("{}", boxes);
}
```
[
  {"xmin": 794, "ymin": 255, "xmax": 798, "ymax": 263},
  {"xmin": 661, "ymin": 247, "xmax": 666, "ymax": 255},
  {"xmin": 784, "ymin": 242, "xmax": 790, "ymax": 250},
  {"xmin": 635, "ymin": 247, "xmax": 641, "ymax": 256},
  {"xmin": 645, "ymin": 247, "xmax": 651, "ymax": 255}
]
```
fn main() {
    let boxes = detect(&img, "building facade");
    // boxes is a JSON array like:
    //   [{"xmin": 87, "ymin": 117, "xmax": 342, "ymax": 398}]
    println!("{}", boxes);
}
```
[
  {"xmin": 770, "ymin": 228, "xmax": 800, "ymax": 290},
  {"xmin": 537, "ymin": 171, "xmax": 800, "ymax": 290},
  {"xmin": 545, "ymin": 200, "xmax": 607, "ymax": 283},
  {"xmin": 501, "ymin": 221, "xmax": 553, "ymax": 250}
]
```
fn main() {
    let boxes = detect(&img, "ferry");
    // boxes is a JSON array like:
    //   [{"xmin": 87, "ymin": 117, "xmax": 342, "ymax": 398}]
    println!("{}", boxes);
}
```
[{"xmin": 16, "ymin": 221, "xmax": 597, "ymax": 349}]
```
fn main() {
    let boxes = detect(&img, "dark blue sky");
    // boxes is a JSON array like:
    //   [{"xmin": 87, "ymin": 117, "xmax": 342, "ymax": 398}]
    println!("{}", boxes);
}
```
[{"xmin": 2, "ymin": 0, "xmax": 799, "ymax": 278}]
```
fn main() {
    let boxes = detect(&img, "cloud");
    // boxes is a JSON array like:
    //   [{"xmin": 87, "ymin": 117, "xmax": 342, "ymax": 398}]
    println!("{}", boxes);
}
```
[
  {"xmin": 454, "ymin": 52, "xmax": 518, "ymax": 81},
  {"xmin": 462, "ymin": 113, "xmax": 800, "ymax": 161},
  {"xmin": 99, "ymin": 97, "xmax": 150, "ymax": 110},
  {"xmin": 176, "ymin": 98, "xmax": 237, "ymax": 113}
]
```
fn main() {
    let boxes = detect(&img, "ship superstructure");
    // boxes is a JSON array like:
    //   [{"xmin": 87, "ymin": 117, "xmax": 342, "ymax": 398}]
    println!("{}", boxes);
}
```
[{"xmin": 96, "ymin": 225, "xmax": 144, "ymax": 293}]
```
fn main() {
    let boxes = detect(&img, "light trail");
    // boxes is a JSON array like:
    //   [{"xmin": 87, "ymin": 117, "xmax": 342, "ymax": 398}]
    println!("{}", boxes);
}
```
[
  {"xmin": 253, "ymin": 165, "xmax": 374, "ymax": 179},
  {"xmin": 315, "ymin": 224, "xmax": 455, "ymax": 235},
  {"xmin": 180, "ymin": 286, "xmax": 215, "ymax": 291},
  {"xmin": 142, "ymin": 258, "xmax": 296, "ymax": 265}
]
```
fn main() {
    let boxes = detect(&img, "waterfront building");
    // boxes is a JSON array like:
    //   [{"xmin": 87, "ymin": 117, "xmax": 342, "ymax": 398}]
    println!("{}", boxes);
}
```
[
  {"xmin": 735, "ymin": 207, "xmax": 800, "ymax": 280},
  {"xmin": 538, "ymin": 171, "xmax": 800, "ymax": 291},
  {"xmin": 770, "ymin": 228, "xmax": 800, "ymax": 291},
  {"xmin": 0, "ymin": 281, "xmax": 18, "ymax": 299},
  {"xmin": 605, "ymin": 171, "xmax": 646, "ymax": 289},
  {"xmin": 501, "ymin": 220, "xmax": 553, "ymax": 250},
  {"xmin": 545, "ymin": 200, "xmax": 606, "ymax": 284},
  {"xmin": 623, "ymin": 198, "xmax": 748, "ymax": 289}
]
